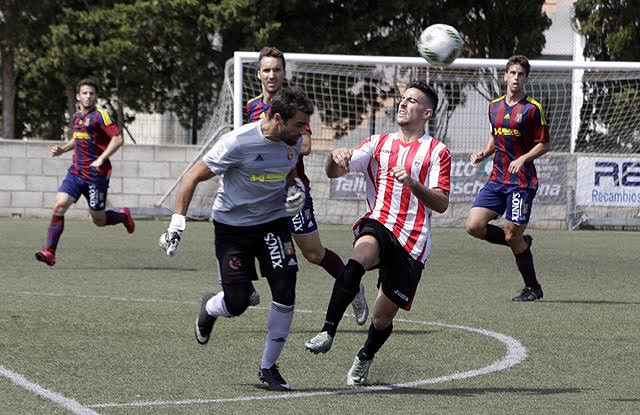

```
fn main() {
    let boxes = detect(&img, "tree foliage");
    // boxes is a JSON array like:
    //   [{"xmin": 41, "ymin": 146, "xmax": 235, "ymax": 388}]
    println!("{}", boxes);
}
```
[
  {"xmin": 573, "ymin": 0, "xmax": 640, "ymax": 152},
  {"xmin": 3, "ymin": 0, "xmax": 552, "ymax": 141}
]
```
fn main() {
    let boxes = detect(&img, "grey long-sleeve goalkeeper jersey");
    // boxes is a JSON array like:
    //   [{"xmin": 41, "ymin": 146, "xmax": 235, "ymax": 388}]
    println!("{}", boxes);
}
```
[{"xmin": 202, "ymin": 121, "xmax": 301, "ymax": 226}]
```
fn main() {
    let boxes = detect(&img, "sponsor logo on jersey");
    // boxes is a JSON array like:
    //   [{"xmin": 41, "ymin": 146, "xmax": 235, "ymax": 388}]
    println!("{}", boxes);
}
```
[
  {"xmin": 493, "ymin": 127, "xmax": 521, "ymax": 136},
  {"xmin": 516, "ymin": 113, "xmax": 523, "ymax": 123},
  {"xmin": 249, "ymin": 172, "xmax": 287, "ymax": 183}
]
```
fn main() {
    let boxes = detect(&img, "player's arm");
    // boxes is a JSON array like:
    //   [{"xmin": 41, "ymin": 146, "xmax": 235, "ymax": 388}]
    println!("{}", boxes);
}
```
[
  {"xmin": 299, "ymin": 131, "xmax": 311, "ymax": 156},
  {"xmin": 50, "ymin": 138, "xmax": 76, "ymax": 157},
  {"xmin": 160, "ymin": 160, "xmax": 215, "ymax": 256},
  {"xmin": 508, "ymin": 141, "xmax": 551, "ymax": 174},
  {"xmin": 325, "ymin": 147, "xmax": 353, "ymax": 178},
  {"xmin": 390, "ymin": 166, "xmax": 449, "ymax": 213},
  {"xmin": 174, "ymin": 160, "xmax": 215, "ymax": 215},
  {"xmin": 90, "ymin": 134, "xmax": 124, "ymax": 169},
  {"xmin": 470, "ymin": 135, "xmax": 495, "ymax": 165}
]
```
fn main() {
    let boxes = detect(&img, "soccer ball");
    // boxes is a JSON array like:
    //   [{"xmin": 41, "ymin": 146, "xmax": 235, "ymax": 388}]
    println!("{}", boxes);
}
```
[{"xmin": 416, "ymin": 24, "xmax": 464, "ymax": 66}]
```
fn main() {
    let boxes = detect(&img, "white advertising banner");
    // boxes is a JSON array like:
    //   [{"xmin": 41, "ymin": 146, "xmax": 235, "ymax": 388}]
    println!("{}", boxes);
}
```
[{"xmin": 576, "ymin": 157, "xmax": 640, "ymax": 206}]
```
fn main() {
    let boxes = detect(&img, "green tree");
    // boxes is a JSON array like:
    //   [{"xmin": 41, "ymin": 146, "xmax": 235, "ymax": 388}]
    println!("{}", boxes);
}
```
[{"xmin": 574, "ymin": 0, "xmax": 640, "ymax": 152}]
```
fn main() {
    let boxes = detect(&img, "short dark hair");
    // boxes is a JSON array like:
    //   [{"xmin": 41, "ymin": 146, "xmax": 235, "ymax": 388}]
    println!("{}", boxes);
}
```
[
  {"xmin": 406, "ymin": 80, "xmax": 438, "ymax": 112},
  {"xmin": 506, "ymin": 55, "xmax": 530, "ymax": 76},
  {"xmin": 258, "ymin": 46, "xmax": 286, "ymax": 71},
  {"xmin": 270, "ymin": 85, "xmax": 314, "ymax": 121},
  {"xmin": 76, "ymin": 79, "xmax": 98, "ymax": 94}
]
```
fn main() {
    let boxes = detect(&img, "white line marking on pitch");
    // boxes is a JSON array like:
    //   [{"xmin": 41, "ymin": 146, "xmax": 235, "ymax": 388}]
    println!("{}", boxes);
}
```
[
  {"xmin": 2, "ymin": 290, "xmax": 527, "ymax": 409},
  {"xmin": 88, "ymin": 320, "xmax": 527, "ymax": 409},
  {"xmin": 0, "ymin": 365, "xmax": 101, "ymax": 415}
]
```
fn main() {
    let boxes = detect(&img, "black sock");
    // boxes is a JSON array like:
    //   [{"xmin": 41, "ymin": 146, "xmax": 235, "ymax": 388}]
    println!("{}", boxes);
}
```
[
  {"xmin": 321, "ymin": 259, "xmax": 365, "ymax": 337},
  {"xmin": 357, "ymin": 322, "xmax": 393, "ymax": 361},
  {"xmin": 484, "ymin": 224, "xmax": 508, "ymax": 246},
  {"xmin": 515, "ymin": 247, "xmax": 541, "ymax": 289}
]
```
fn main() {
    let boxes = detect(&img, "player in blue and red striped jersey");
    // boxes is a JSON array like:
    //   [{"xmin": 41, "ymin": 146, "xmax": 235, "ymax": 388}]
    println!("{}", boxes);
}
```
[
  {"xmin": 465, "ymin": 55, "xmax": 550, "ymax": 302},
  {"xmin": 35, "ymin": 79, "xmax": 135, "ymax": 266},
  {"xmin": 246, "ymin": 47, "xmax": 368, "ymax": 324}
]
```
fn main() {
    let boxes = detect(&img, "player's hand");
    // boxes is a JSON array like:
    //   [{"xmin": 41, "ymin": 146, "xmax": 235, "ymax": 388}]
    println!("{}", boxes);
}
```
[
  {"xmin": 159, "ymin": 214, "xmax": 186, "ymax": 256},
  {"xmin": 331, "ymin": 148, "xmax": 352, "ymax": 169},
  {"xmin": 469, "ymin": 151, "xmax": 485, "ymax": 165},
  {"xmin": 508, "ymin": 157, "xmax": 525, "ymax": 174},
  {"xmin": 90, "ymin": 158, "xmax": 104, "ymax": 170},
  {"xmin": 159, "ymin": 229, "xmax": 182, "ymax": 256},
  {"xmin": 50, "ymin": 145, "xmax": 65, "ymax": 157},
  {"xmin": 390, "ymin": 165, "xmax": 414, "ymax": 185},
  {"xmin": 284, "ymin": 182, "xmax": 306, "ymax": 216}
]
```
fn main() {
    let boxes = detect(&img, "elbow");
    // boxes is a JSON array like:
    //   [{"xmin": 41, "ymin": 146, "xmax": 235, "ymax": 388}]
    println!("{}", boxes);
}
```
[{"xmin": 435, "ymin": 201, "xmax": 449, "ymax": 214}]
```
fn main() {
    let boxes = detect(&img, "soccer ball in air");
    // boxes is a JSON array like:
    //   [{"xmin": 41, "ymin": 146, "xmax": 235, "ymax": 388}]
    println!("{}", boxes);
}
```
[{"xmin": 416, "ymin": 24, "xmax": 464, "ymax": 66}]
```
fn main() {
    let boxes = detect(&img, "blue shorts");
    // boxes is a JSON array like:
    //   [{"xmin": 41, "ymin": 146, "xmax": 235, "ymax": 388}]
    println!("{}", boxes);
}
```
[
  {"xmin": 471, "ymin": 180, "xmax": 537, "ymax": 225},
  {"xmin": 59, "ymin": 172, "xmax": 109, "ymax": 211},
  {"xmin": 288, "ymin": 187, "xmax": 318, "ymax": 235}
]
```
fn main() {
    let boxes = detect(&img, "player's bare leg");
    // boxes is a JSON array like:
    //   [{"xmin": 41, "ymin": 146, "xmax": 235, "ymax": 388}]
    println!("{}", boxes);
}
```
[{"xmin": 465, "ymin": 207, "xmax": 507, "ymax": 245}]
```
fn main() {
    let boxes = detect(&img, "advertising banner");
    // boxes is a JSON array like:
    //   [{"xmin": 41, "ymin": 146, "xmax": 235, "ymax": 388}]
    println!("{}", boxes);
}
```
[
  {"xmin": 576, "ymin": 156, "xmax": 640, "ymax": 206},
  {"xmin": 330, "ymin": 154, "xmax": 568, "ymax": 204}
]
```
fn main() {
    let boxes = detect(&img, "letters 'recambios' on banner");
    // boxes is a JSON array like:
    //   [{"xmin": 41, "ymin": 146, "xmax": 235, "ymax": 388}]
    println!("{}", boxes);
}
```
[{"xmin": 576, "ymin": 156, "xmax": 640, "ymax": 206}]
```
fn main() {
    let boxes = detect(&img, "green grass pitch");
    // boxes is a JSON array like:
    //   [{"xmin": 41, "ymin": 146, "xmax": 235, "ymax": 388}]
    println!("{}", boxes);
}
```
[{"xmin": 1, "ymin": 218, "xmax": 638, "ymax": 414}]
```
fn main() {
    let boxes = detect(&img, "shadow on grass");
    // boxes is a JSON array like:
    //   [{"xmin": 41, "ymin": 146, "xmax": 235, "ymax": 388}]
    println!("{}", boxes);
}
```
[
  {"xmin": 247, "ymin": 384, "xmax": 588, "ymax": 396},
  {"xmin": 541, "ymin": 300, "xmax": 640, "ymax": 305},
  {"xmin": 61, "ymin": 266, "xmax": 200, "ymax": 271}
]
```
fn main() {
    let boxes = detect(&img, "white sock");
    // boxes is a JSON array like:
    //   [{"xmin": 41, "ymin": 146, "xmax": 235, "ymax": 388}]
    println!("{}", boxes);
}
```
[
  {"xmin": 260, "ymin": 301, "xmax": 294, "ymax": 369},
  {"xmin": 205, "ymin": 292, "xmax": 231, "ymax": 317}
]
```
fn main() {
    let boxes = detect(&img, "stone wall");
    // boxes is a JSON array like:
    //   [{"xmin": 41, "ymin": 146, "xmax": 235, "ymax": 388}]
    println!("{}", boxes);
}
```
[{"xmin": 0, "ymin": 139, "xmax": 570, "ymax": 228}]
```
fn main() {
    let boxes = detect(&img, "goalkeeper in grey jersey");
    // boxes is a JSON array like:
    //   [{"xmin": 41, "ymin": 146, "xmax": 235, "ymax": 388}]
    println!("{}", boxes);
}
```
[{"xmin": 159, "ymin": 86, "xmax": 313, "ymax": 391}]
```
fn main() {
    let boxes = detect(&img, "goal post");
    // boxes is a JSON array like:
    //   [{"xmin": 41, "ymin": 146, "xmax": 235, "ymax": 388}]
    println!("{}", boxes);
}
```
[{"xmin": 159, "ymin": 52, "xmax": 640, "ymax": 229}]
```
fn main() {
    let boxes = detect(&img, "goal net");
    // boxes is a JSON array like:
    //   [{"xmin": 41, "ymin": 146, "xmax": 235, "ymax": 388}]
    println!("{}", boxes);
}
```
[{"xmin": 158, "ymin": 53, "xmax": 640, "ymax": 229}]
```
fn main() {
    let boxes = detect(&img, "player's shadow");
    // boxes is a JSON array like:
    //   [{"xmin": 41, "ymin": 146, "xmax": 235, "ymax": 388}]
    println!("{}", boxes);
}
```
[
  {"xmin": 248, "ymin": 385, "xmax": 588, "ymax": 395},
  {"xmin": 541, "ymin": 299, "xmax": 640, "ymax": 305},
  {"xmin": 374, "ymin": 385, "xmax": 589, "ymax": 397},
  {"xmin": 64, "ymin": 265, "xmax": 200, "ymax": 271}
]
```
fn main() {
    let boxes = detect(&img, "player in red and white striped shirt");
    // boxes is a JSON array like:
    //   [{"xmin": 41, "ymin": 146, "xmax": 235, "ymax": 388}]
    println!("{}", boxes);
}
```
[{"xmin": 305, "ymin": 80, "xmax": 451, "ymax": 386}]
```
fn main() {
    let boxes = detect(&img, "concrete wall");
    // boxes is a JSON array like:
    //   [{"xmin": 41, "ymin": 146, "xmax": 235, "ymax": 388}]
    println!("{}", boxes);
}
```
[{"xmin": 0, "ymin": 139, "xmax": 569, "ymax": 228}]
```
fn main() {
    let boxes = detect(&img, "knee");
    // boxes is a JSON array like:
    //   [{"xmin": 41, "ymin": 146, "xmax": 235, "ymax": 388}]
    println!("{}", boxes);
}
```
[
  {"xmin": 92, "ymin": 216, "xmax": 107, "ymax": 226},
  {"xmin": 224, "ymin": 295, "xmax": 250, "ymax": 317},
  {"xmin": 371, "ymin": 314, "xmax": 392, "ymax": 331},
  {"xmin": 465, "ymin": 218, "xmax": 485, "ymax": 238},
  {"xmin": 301, "ymin": 246, "xmax": 325, "ymax": 265},
  {"xmin": 504, "ymin": 231, "xmax": 520, "ymax": 247},
  {"xmin": 271, "ymin": 285, "xmax": 295, "ymax": 306}
]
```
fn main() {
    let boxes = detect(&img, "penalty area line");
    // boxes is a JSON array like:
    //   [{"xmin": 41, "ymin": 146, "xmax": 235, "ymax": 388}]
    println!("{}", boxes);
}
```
[{"xmin": 0, "ymin": 365, "xmax": 101, "ymax": 415}]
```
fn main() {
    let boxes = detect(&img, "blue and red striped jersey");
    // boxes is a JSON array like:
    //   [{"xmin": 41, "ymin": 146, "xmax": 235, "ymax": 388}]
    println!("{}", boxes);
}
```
[
  {"xmin": 245, "ymin": 94, "xmax": 311, "ymax": 187},
  {"xmin": 488, "ymin": 95, "xmax": 550, "ymax": 188},
  {"xmin": 69, "ymin": 107, "xmax": 120, "ymax": 180}
]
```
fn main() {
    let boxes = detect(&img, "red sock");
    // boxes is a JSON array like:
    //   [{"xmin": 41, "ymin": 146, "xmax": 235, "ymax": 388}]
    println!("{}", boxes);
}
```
[
  {"xmin": 319, "ymin": 248, "xmax": 345, "ymax": 279},
  {"xmin": 45, "ymin": 215, "xmax": 64, "ymax": 254},
  {"xmin": 105, "ymin": 210, "xmax": 126, "ymax": 225},
  {"xmin": 515, "ymin": 247, "xmax": 541, "ymax": 289}
]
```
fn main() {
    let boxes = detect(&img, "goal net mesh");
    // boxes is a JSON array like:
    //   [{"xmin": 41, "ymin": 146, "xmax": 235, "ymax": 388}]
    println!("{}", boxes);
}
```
[{"xmin": 160, "ymin": 55, "xmax": 640, "ymax": 228}]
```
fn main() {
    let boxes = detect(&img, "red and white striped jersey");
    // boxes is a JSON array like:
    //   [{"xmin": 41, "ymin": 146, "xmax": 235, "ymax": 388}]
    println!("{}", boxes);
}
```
[{"xmin": 349, "ymin": 132, "xmax": 451, "ymax": 264}]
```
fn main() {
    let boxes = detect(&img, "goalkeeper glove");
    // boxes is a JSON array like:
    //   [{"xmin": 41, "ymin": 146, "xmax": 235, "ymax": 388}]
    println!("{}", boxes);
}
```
[
  {"xmin": 159, "ymin": 214, "xmax": 186, "ymax": 256},
  {"xmin": 284, "ymin": 178, "xmax": 306, "ymax": 216}
]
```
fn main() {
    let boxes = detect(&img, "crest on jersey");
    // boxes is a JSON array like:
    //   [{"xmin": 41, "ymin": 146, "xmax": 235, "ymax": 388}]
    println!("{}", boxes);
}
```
[{"xmin": 287, "ymin": 148, "xmax": 295, "ymax": 160}]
